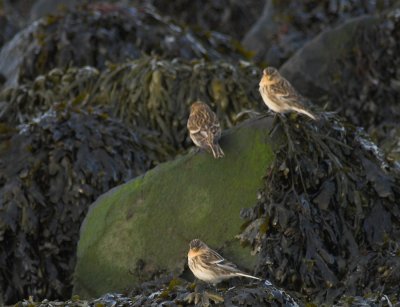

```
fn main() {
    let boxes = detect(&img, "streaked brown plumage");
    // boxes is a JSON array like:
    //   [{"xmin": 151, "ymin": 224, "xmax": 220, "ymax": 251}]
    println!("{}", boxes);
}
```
[
  {"xmin": 187, "ymin": 239, "xmax": 261, "ymax": 284},
  {"xmin": 187, "ymin": 102, "xmax": 224, "ymax": 158},
  {"xmin": 259, "ymin": 67, "xmax": 317, "ymax": 120}
]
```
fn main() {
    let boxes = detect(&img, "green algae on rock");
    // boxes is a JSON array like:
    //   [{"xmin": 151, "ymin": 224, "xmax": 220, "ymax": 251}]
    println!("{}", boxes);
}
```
[{"xmin": 73, "ymin": 117, "xmax": 275, "ymax": 299}]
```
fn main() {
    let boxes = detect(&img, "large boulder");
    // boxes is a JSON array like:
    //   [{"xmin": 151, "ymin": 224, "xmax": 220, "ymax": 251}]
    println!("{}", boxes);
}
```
[
  {"xmin": 280, "ymin": 11, "xmax": 400, "ymax": 161},
  {"xmin": 242, "ymin": 1, "xmax": 396, "ymax": 66},
  {"xmin": 0, "ymin": 57, "xmax": 262, "ymax": 304},
  {"xmin": 280, "ymin": 15, "xmax": 379, "ymax": 100},
  {"xmin": 73, "ymin": 116, "xmax": 275, "ymax": 298}
]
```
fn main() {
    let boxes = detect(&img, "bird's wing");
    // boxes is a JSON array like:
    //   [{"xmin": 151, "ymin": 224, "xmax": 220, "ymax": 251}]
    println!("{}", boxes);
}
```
[
  {"xmin": 272, "ymin": 80, "xmax": 309, "ymax": 108},
  {"xmin": 208, "ymin": 124, "xmax": 221, "ymax": 143},
  {"xmin": 188, "ymin": 111, "xmax": 210, "ymax": 135},
  {"xmin": 187, "ymin": 113, "xmax": 201, "ymax": 133},
  {"xmin": 203, "ymin": 248, "xmax": 239, "ymax": 272},
  {"xmin": 203, "ymin": 247, "xmax": 225, "ymax": 263}
]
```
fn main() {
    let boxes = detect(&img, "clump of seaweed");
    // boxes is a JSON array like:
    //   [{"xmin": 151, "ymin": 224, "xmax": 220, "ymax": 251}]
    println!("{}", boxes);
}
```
[
  {"xmin": 89, "ymin": 58, "xmax": 261, "ymax": 150},
  {"xmin": 1, "ymin": 57, "xmax": 261, "ymax": 153},
  {"xmin": 13, "ymin": 277, "xmax": 299, "ymax": 307},
  {"xmin": 13, "ymin": 3, "xmax": 248, "ymax": 84},
  {"xmin": 0, "ymin": 105, "xmax": 156, "ymax": 303},
  {"xmin": 151, "ymin": 0, "xmax": 265, "ymax": 40},
  {"xmin": 239, "ymin": 113, "xmax": 400, "ymax": 304}
]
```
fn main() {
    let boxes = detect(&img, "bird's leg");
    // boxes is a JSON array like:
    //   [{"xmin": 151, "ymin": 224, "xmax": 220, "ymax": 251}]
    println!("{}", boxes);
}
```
[
  {"xmin": 189, "ymin": 146, "xmax": 201, "ymax": 155},
  {"xmin": 253, "ymin": 109, "xmax": 275, "ymax": 121},
  {"xmin": 268, "ymin": 113, "xmax": 283, "ymax": 136},
  {"xmin": 185, "ymin": 281, "xmax": 223, "ymax": 306}
]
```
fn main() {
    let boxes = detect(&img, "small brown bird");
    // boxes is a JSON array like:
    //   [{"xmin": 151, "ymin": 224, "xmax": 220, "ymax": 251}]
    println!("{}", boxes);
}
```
[
  {"xmin": 187, "ymin": 102, "xmax": 224, "ymax": 158},
  {"xmin": 259, "ymin": 67, "xmax": 317, "ymax": 120},
  {"xmin": 187, "ymin": 239, "xmax": 261, "ymax": 284}
]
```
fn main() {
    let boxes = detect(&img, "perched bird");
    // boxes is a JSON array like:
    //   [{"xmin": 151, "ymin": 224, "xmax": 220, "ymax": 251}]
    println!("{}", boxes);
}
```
[
  {"xmin": 187, "ymin": 239, "xmax": 261, "ymax": 284},
  {"xmin": 187, "ymin": 101, "xmax": 224, "ymax": 159},
  {"xmin": 259, "ymin": 67, "xmax": 317, "ymax": 120}
]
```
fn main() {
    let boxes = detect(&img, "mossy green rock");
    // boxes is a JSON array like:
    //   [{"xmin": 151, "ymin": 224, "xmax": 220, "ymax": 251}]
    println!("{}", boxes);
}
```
[{"xmin": 73, "ymin": 117, "xmax": 275, "ymax": 298}]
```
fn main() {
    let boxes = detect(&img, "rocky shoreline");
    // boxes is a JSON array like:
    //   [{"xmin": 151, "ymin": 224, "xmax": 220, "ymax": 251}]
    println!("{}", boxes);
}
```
[{"xmin": 0, "ymin": 1, "xmax": 399, "ymax": 306}]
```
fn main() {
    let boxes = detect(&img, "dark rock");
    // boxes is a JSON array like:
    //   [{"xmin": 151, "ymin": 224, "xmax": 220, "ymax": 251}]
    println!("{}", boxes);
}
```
[
  {"xmin": 0, "ymin": 20, "xmax": 40, "ymax": 88},
  {"xmin": 29, "ymin": 0, "xmax": 79, "ymax": 22},
  {"xmin": 0, "ymin": 13, "xmax": 18, "ymax": 48},
  {"xmin": 280, "ymin": 15, "xmax": 379, "ymax": 100},
  {"xmin": 242, "ymin": 0, "xmax": 396, "ymax": 66},
  {"xmin": 2, "ymin": 0, "xmax": 36, "ymax": 28}
]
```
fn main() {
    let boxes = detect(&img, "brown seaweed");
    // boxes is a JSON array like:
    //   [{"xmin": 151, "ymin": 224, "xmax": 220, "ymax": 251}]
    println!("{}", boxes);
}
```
[
  {"xmin": 12, "ymin": 3, "xmax": 248, "ymax": 85},
  {"xmin": 1, "ymin": 58, "xmax": 261, "ymax": 153},
  {"xmin": 239, "ymin": 113, "xmax": 400, "ymax": 304},
  {"xmin": 0, "ymin": 105, "xmax": 156, "ymax": 303}
]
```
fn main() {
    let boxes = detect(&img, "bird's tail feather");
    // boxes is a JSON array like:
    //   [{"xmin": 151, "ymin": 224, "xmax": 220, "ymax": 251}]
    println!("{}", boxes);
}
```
[
  {"xmin": 235, "ymin": 272, "xmax": 262, "ymax": 280},
  {"xmin": 294, "ymin": 107, "xmax": 317, "ymax": 120}
]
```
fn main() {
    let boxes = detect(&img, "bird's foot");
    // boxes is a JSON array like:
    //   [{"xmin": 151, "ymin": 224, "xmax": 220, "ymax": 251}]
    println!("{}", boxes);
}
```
[
  {"xmin": 184, "ymin": 291, "xmax": 224, "ymax": 306},
  {"xmin": 185, "ymin": 285, "xmax": 224, "ymax": 306},
  {"xmin": 268, "ymin": 113, "xmax": 284, "ymax": 136},
  {"xmin": 235, "ymin": 109, "xmax": 262, "ymax": 121},
  {"xmin": 256, "ymin": 110, "xmax": 275, "ymax": 120}
]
